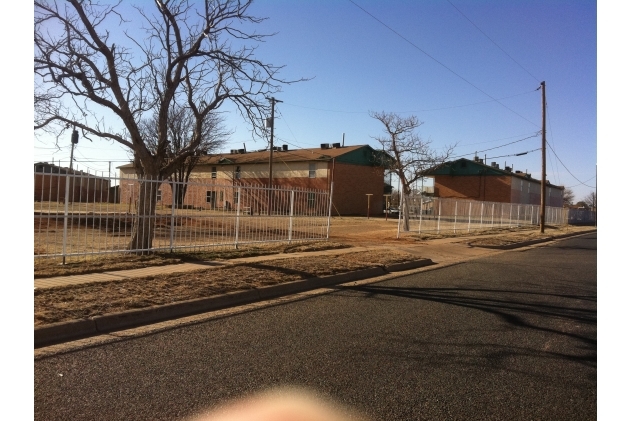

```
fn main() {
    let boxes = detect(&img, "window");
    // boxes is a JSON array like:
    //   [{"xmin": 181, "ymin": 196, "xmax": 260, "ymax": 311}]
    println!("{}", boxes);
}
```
[
  {"xmin": 307, "ymin": 192, "xmax": 315, "ymax": 208},
  {"xmin": 235, "ymin": 166, "xmax": 241, "ymax": 179},
  {"xmin": 206, "ymin": 190, "xmax": 216, "ymax": 206},
  {"xmin": 211, "ymin": 166, "xmax": 217, "ymax": 179},
  {"xmin": 308, "ymin": 162, "xmax": 316, "ymax": 178},
  {"xmin": 219, "ymin": 191, "xmax": 224, "ymax": 203},
  {"xmin": 156, "ymin": 189, "xmax": 162, "ymax": 201}
]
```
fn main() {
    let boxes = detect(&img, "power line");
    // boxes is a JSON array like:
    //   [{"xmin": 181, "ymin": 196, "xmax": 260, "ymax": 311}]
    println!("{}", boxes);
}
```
[
  {"xmin": 544, "ymin": 102, "xmax": 561, "ymax": 186},
  {"xmin": 347, "ymin": 0, "xmax": 539, "ymax": 127},
  {"xmin": 485, "ymin": 148, "xmax": 541, "ymax": 161},
  {"xmin": 546, "ymin": 141, "xmax": 596, "ymax": 188},
  {"xmin": 457, "ymin": 131, "xmax": 540, "ymax": 147},
  {"xmin": 446, "ymin": 0, "xmax": 540, "ymax": 83},
  {"xmin": 451, "ymin": 133, "xmax": 540, "ymax": 159},
  {"xmin": 276, "ymin": 108, "xmax": 314, "ymax": 149},
  {"xmin": 281, "ymin": 89, "xmax": 537, "ymax": 115}
]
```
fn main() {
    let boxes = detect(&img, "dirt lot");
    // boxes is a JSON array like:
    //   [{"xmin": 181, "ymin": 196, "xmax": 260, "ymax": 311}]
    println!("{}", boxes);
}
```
[{"xmin": 34, "ymin": 217, "xmax": 595, "ymax": 327}]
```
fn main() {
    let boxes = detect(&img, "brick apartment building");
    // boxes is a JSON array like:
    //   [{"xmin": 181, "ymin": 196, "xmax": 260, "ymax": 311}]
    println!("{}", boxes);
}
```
[
  {"xmin": 34, "ymin": 162, "xmax": 112, "ymax": 202},
  {"xmin": 118, "ymin": 144, "xmax": 392, "ymax": 216},
  {"xmin": 424, "ymin": 157, "xmax": 564, "ymax": 207}
]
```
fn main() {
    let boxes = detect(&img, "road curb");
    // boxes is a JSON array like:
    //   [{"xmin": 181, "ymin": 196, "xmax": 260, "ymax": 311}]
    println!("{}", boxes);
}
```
[
  {"xmin": 467, "ymin": 229, "xmax": 595, "ymax": 250},
  {"xmin": 35, "ymin": 260, "xmax": 432, "ymax": 348}
]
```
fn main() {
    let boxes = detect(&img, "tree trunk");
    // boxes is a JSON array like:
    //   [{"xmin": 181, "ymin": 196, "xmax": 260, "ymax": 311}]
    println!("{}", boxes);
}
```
[
  {"xmin": 128, "ymin": 178, "xmax": 159, "ymax": 253},
  {"xmin": 400, "ymin": 179, "xmax": 412, "ymax": 232},
  {"xmin": 173, "ymin": 183, "xmax": 188, "ymax": 208},
  {"xmin": 401, "ymin": 194, "xmax": 411, "ymax": 232}
]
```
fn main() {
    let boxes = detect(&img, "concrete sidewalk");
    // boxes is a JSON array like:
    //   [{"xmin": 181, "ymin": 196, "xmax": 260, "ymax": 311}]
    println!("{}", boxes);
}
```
[
  {"xmin": 34, "ymin": 230, "xmax": 595, "ymax": 348},
  {"xmin": 34, "ymin": 236, "xmax": 508, "ymax": 290},
  {"xmin": 34, "ymin": 245, "xmax": 396, "ymax": 289}
]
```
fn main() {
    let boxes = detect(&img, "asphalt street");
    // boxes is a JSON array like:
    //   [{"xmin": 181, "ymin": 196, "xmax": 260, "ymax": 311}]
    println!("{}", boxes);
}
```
[{"xmin": 34, "ymin": 233, "xmax": 597, "ymax": 420}]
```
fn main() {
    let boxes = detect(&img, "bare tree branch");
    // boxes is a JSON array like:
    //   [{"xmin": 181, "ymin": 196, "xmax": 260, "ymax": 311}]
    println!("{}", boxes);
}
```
[
  {"xmin": 370, "ymin": 111, "xmax": 456, "ymax": 231},
  {"xmin": 35, "ymin": 0, "xmax": 307, "ymax": 250}
]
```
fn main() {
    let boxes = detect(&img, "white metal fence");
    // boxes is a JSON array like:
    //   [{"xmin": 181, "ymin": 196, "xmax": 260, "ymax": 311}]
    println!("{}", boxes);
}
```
[
  {"xmin": 398, "ymin": 195, "xmax": 568, "ymax": 234},
  {"xmin": 34, "ymin": 170, "xmax": 332, "ymax": 260}
]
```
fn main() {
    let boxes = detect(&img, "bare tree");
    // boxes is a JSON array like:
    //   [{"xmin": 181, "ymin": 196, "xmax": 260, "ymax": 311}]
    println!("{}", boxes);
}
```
[
  {"xmin": 34, "ymin": 0, "xmax": 305, "ymax": 251},
  {"xmin": 140, "ymin": 105, "xmax": 230, "ymax": 207},
  {"xmin": 583, "ymin": 192, "xmax": 597, "ymax": 209},
  {"xmin": 563, "ymin": 187, "xmax": 575, "ymax": 207},
  {"xmin": 370, "ymin": 111, "xmax": 455, "ymax": 231}
]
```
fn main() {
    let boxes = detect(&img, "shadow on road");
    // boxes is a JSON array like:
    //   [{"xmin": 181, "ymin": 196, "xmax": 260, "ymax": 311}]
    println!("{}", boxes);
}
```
[{"xmin": 336, "ymin": 283, "xmax": 596, "ymax": 367}]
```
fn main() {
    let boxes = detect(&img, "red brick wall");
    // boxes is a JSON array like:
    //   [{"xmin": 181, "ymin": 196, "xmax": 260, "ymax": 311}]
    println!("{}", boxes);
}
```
[
  {"xmin": 331, "ymin": 162, "xmax": 384, "ymax": 216},
  {"xmin": 118, "ymin": 163, "xmax": 385, "ymax": 215},
  {"xmin": 434, "ymin": 175, "xmax": 512, "ymax": 203},
  {"xmin": 34, "ymin": 173, "xmax": 111, "ymax": 203}
]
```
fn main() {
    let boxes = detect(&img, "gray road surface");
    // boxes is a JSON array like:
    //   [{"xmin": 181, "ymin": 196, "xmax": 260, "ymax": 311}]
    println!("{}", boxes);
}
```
[{"xmin": 35, "ymin": 233, "xmax": 596, "ymax": 420}]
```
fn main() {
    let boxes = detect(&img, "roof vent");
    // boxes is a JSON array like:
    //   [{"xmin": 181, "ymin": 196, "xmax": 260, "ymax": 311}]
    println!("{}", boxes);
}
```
[
  {"xmin": 320, "ymin": 143, "xmax": 330, "ymax": 149},
  {"xmin": 332, "ymin": 142, "xmax": 341, "ymax": 148},
  {"xmin": 282, "ymin": 144, "xmax": 288, "ymax": 151},
  {"xmin": 505, "ymin": 166, "xmax": 512, "ymax": 172},
  {"xmin": 515, "ymin": 170, "xmax": 523, "ymax": 174},
  {"xmin": 230, "ymin": 149, "xmax": 238, "ymax": 154}
]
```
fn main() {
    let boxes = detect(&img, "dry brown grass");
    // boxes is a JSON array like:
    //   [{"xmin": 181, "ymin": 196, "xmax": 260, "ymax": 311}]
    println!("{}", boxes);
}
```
[
  {"xmin": 34, "ymin": 241, "xmax": 351, "ymax": 279},
  {"xmin": 35, "ymin": 250, "xmax": 415, "ymax": 326},
  {"xmin": 33, "ymin": 217, "xmax": 595, "ymax": 327}
]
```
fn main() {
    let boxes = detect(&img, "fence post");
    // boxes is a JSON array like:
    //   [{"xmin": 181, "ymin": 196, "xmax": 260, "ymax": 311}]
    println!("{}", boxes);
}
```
[
  {"xmin": 418, "ymin": 197, "xmax": 423, "ymax": 234},
  {"xmin": 491, "ymin": 203, "xmax": 495, "ymax": 229},
  {"xmin": 170, "ymin": 181, "xmax": 176, "ymax": 252},
  {"xmin": 453, "ymin": 201, "xmax": 457, "ymax": 233},
  {"xmin": 288, "ymin": 190, "xmax": 295, "ymax": 243},
  {"xmin": 326, "ymin": 182, "xmax": 334, "ymax": 239},
  {"xmin": 437, "ymin": 200, "xmax": 442, "ymax": 233},
  {"xmin": 62, "ymin": 172, "xmax": 71, "ymax": 264},
  {"xmin": 234, "ymin": 187, "xmax": 241, "ymax": 249},
  {"xmin": 479, "ymin": 203, "xmax": 484, "ymax": 231},
  {"xmin": 468, "ymin": 202, "xmax": 472, "ymax": 233}
]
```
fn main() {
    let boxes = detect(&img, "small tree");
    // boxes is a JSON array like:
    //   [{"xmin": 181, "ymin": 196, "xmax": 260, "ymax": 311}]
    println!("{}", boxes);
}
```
[
  {"xmin": 563, "ymin": 188, "xmax": 575, "ymax": 207},
  {"xmin": 583, "ymin": 192, "xmax": 597, "ymax": 209},
  {"xmin": 35, "ymin": 0, "xmax": 305, "ymax": 251},
  {"xmin": 370, "ymin": 111, "xmax": 455, "ymax": 231},
  {"xmin": 140, "ymin": 105, "xmax": 230, "ymax": 207}
]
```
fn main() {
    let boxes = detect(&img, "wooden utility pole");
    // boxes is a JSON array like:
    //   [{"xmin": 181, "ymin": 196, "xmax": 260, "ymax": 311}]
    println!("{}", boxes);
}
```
[
  {"xmin": 540, "ymin": 81, "xmax": 546, "ymax": 233},
  {"xmin": 268, "ymin": 97, "xmax": 282, "ymax": 189},
  {"xmin": 267, "ymin": 97, "xmax": 282, "ymax": 213}
]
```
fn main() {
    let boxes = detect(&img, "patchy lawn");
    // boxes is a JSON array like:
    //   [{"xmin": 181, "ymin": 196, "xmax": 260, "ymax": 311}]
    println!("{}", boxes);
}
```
[
  {"xmin": 34, "ymin": 241, "xmax": 351, "ymax": 279},
  {"xmin": 35, "ymin": 249, "xmax": 416, "ymax": 326},
  {"xmin": 34, "ymin": 223, "xmax": 595, "ymax": 328}
]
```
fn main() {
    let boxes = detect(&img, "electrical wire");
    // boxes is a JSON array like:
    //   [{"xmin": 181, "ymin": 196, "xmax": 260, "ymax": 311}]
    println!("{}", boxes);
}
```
[
  {"xmin": 544, "ymin": 102, "xmax": 561, "ymax": 186},
  {"xmin": 485, "ymin": 148, "xmax": 541, "ymax": 160},
  {"xmin": 457, "ymin": 132, "xmax": 540, "ymax": 147},
  {"xmin": 446, "ymin": 0, "xmax": 540, "ymax": 83},
  {"xmin": 276, "ymin": 108, "xmax": 314, "ymax": 148},
  {"xmin": 347, "ymin": 0, "xmax": 539, "ymax": 127},
  {"xmin": 281, "ymin": 89, "xmax": 537, "ymax": 115},
  {"xmin": 450, "ymin": 133, "xmax": 539, "ymax": 159},
  {"xmin": 546, "ymin": 141, "xmax": 596, "ymax": 188}
]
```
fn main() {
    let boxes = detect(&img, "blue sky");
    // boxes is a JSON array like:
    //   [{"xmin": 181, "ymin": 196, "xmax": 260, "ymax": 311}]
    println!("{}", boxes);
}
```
[{"xmin": 33, "ymin": 0, "xmax": 598, "ymax": 201}]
